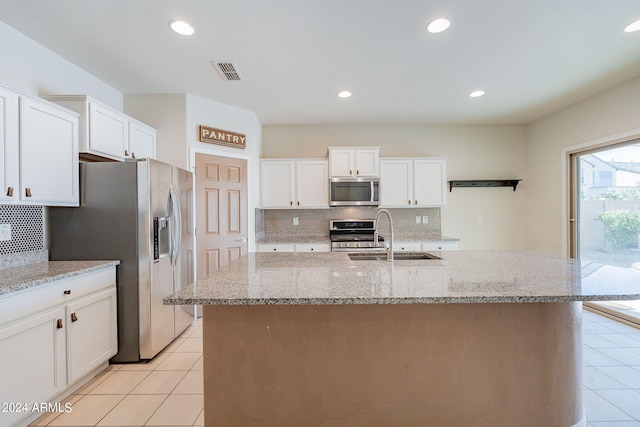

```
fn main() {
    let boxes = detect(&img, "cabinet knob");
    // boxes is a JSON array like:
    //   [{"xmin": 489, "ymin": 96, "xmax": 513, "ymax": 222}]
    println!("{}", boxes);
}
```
[
  {"xmin": 6, "ymin": 187, "xmax": 13, "ymax": 197},
  {"xmin": 57, "ymin": 319, "xmax": 63, "ymax": 329},
  {"xmin": 349, "ymin": 170, "xmax": 353, "ymax": 175},
  {"xmin": 71, "ymin": 313, "xmax": 78, "ymax": 322},
  {"xmin": 297, "ymin": 201, "xmax": 300, "ymax": 206},
  {"xmin": 64, "ymin": 290, "xmax": 71, "ymax": 295},
  {"xmin": 132, "ymin": 152, "xmax": 136, "ymax": 159},
  {"xmin": 25, "ymin": 188, "xmax": 32, "ymax": 197},
  {"xmin": 356, "ymin": 170, "xmax": 360, "ymax": 175},
  {"xmin": 408, "ymin": 200, "xmax": 411, "ymax": 205},
  {"xmin": 124, "ymin": 150, "xmax": 129, "ymax": 156},
  {"xmin": 414, "ymin": 200, "xmax": 418, "ymax": 205},
  {"xmin": 290, "ymin": 201, "xmax": 293, "ymax": 206},
  {"xmin": 273, "ymin": 248, "xmax": 277, "ymax": 251}
]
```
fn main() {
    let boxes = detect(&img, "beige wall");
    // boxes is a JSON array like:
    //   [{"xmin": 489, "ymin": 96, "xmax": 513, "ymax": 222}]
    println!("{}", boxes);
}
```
[
  {"xmin": 525, "ymin": 75, "xmax": 640, "ymax": 256},
  {"xmin": 263, "ymin": 125, "xmax": 527, "ymax": 250}
]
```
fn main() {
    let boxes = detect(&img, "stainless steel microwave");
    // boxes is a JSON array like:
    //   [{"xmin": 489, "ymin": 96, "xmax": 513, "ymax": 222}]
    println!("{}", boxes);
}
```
[{"xmin": 329, "ymin": 178, "xmax": 380, "ymax": 206}]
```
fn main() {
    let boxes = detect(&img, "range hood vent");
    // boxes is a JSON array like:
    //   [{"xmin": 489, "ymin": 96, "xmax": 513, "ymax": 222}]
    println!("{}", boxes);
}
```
[
  {"xmin": 448, "ymin": 179, "xmax": 522, "ymax": 192},
  {"xmin": 212, "ymin": 61, "xmax": 243, "ymax": 81}
]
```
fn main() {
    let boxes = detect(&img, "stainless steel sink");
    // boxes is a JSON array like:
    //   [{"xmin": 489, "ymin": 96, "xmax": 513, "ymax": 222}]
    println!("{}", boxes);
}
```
[{"xmin": 348, "ymin": 252, "xmax": 441, "ymax": 261}]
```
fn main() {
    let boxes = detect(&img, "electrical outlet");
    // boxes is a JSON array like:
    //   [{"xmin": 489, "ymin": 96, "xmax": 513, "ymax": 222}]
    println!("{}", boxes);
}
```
[
  {"xmin": 415, "ymin": 216, "xmax": 421, "ymax": 224},
  {"xmin": 422, "ymin": 215, "xmax": 428, "ymax": 224},
  {"xmin": 0, "ymin": 224, "xmax": 11, "ymax": 241},
  {"xmin": 293, "ymin": 217, "xmax": 299, "ymax": 226},
  {"xmin": 477, "ymin": 215, "xmax": 483, "ymax": 224}
]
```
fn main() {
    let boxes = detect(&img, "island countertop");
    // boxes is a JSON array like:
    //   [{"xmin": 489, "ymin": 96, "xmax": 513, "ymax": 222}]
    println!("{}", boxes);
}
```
[{"xmin": 164, "ymin": 250, "xmax": 640, "ymax": 305}]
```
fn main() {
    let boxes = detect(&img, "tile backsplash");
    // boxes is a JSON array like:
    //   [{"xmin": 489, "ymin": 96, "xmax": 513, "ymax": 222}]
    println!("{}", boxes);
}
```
[
  {"xmin": 257, "ymin": 207, "xmax": 441, "ymax": 236},
  {"xmin": 0, "ymin": 205, "xmax": 45, "ymax": 254}
]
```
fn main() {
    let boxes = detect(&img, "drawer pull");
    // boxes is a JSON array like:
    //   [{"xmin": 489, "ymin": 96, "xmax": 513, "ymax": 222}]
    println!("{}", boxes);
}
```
[
  {"xmin": 57, "ymin": 319, "xmax": 63, "ymax": 329},
  {"xmin": 6, "ymin": 187, "xmax": 13, "ymax": 197},
  {"xmin": 64, "ymin": 290, "xmax": 71, "ymax": 295},
  {"xmin": 71, "ymin": 313, "xmax": 78, "ymax": 322},
  {"xmin": 25, "ymin": 188, "xmax": 32, "ymax": 197}
]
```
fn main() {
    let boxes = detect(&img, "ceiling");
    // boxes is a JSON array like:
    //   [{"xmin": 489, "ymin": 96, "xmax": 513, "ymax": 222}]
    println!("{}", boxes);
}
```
[{"xmin": 1, "ymin": 0, "xmax": 640, "ymax": 125}]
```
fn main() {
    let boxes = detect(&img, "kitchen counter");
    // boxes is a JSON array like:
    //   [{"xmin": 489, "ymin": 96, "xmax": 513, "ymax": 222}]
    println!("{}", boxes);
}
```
[
  {"xmin": 165, "ymin": 250, "xmax": 640, "ymax": 305},
  {"xmin": 0, "ymin": 260, "xmax": 120, "ymax": 296},
  {"xmin": 165, "ymin": 250, "xmax": 640, "ymax": 427}
]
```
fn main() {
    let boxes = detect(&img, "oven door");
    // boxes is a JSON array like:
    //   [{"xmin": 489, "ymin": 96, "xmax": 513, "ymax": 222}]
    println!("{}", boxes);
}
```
[{"xmin": 330, "ymin": 178, "xmax": 379, "ymax": 206}]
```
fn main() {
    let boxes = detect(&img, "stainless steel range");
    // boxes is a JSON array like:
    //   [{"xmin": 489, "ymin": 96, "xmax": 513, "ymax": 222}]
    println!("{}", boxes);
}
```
[{"xmin": 329, "ymin": 219, "xmax": 385, "ymax": 252}]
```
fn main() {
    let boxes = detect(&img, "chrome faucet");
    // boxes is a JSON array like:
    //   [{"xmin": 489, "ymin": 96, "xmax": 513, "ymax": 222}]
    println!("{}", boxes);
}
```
[{"xmin": 374, "ymin": 208, "xmax": 394, "ymax": 262}]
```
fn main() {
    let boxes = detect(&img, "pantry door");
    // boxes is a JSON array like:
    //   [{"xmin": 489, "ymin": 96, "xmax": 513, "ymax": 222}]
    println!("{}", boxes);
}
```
[{"xmin": 195, "ymin": 153, "xmax": 248, "ymax": 280}]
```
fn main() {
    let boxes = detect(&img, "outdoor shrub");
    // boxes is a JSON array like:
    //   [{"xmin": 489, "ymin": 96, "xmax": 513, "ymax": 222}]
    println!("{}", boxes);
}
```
[{"xmin": 596, "ymin": 209, "xmax": 640, "ymax": 249}]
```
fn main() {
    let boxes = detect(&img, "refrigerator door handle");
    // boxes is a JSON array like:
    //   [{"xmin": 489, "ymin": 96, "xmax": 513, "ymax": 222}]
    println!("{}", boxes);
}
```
[{"xmin": 169, "ymin": 187, "xmax": 182, "ymax": 267}]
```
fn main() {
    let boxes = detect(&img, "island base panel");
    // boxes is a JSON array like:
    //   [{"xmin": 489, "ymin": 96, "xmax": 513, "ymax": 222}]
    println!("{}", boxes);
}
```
[{"xmin": 203, "ymin": 302, "xmax": 583, "ymax": 427}]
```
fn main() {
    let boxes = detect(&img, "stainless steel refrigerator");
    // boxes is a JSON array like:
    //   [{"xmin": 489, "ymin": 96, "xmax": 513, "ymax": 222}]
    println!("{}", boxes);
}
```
[{"xmin": 49, "ymin": 159, "xmax": 194, "ymax": 362}]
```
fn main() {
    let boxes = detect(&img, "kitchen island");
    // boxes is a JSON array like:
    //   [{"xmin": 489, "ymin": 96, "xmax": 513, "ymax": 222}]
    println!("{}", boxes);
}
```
[{"xmin": 165, "ymin": 250, "xmax": 640, "ymax": 427}]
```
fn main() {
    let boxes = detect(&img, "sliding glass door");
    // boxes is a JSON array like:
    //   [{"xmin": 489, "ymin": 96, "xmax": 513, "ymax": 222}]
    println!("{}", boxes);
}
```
[{"xmin": 570, "ymin": 140, "xmax": 640, "ymax": 324}]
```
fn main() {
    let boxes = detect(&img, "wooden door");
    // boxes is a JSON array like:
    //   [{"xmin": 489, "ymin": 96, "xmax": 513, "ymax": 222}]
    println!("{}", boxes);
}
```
[{"xmin": 195, "ymin": 154, "xmax": 248, "ymax": 280}]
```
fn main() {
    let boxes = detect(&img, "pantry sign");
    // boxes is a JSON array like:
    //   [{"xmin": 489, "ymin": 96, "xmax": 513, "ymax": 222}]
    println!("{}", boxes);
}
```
[{"xmin": 199, "ymin": 125, "xmax": 246, "ymax": 149}]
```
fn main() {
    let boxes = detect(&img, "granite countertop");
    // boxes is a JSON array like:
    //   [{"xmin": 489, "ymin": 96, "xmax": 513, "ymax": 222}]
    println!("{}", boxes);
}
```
[
  {"xmin": 0, "ymin": 260, "xmax": 120, "ymax": 296},
  {"xmin": 164, "ymin": 250, "xmax": 640, "ymax": 306},
  {"xmin": 257, "ymin": 231, "xmax": 460, "ymax": 244}
]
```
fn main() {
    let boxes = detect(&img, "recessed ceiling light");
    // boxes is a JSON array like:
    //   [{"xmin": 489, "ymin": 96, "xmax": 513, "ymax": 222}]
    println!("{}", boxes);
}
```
[
  {"xmin": 427, "ymin": 18, "xmax": 451, "ymax": 34},
  {"xmin": 624, "ymin": 19, "xmax": 640, "ymax": 33},
  {"xmin": 469, "ymin": 90, "xmax": 485, "ymax": 98},
  {"xmin": 337, "ymin": 90, "xmax": 352, "ymax": 98},
  {"xmin": 169, "ymin": 20, "xmax": 195, "ymax": 36}
]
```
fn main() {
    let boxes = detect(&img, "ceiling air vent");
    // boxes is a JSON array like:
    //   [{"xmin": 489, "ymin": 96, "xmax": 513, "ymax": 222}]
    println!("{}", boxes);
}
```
[{"xmin": 212, "ymin": 61, "xmax": 243, "ymax": 81}]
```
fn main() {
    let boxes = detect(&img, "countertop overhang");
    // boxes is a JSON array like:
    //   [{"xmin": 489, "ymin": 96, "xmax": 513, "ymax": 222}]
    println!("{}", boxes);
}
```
[{"xmin": 165, "ymin": 250, "xmax": 640, "ymax": 306}]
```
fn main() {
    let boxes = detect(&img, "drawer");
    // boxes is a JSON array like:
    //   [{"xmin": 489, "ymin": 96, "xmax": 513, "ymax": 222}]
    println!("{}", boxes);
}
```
[
  {"xmin": 256, "ymin": 243, "xmax": 295, "ymax": 252},
  {"xmin": 0, "ymin": 267, "xmax": 116, "ymax": 326},
  {"xmin": 295, "ymin": 243, "xmax": 331, "ymax": 253},
  {"xmin": 422, "ymin": 241, "xmax": 458, "ymax": 251},
  {"xmin": 395, "ymin": 242, "xmax": 422, "ymax": 252}
]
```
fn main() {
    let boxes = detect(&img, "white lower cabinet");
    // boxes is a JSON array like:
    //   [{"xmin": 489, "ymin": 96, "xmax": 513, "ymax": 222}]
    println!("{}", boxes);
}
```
[
  {"xmin": 0, "ymin": 307, "xmax": 66, "ymax": 427},
  {"xmin": 0, "ymin": 267, "xmax": 117, "ymax": 427},
  {"xmin": 256, "ymin": 243, "xmax": 295, "ymax": 252},
  {"xmin": 66, "ymin": 287, "xmax": 117, "ymax": 383},
  {"xmin": 395, "ymin": 241, "xmax": 459, "ymax": 251},
  {"xmin": 256, "ymin": 243, "xmax": 331, "ymax": 253}
]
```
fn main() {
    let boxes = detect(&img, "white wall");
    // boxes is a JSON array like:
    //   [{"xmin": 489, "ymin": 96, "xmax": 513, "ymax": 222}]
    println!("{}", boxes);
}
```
[
  {"xmin": 262, "ymin": 124, "xmax": 527, "ymax": 250},
  {"xmin": 0, "ymin": 20, "xmax": 122, "ymax": 109},
  {"xmin": 525, "ymin": 75, "xmax": 640, "ymax": 256}
]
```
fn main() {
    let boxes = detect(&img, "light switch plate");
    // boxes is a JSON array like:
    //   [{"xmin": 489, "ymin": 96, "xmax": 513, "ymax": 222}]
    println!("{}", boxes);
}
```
[
  {"xmin": 0, "ymin": 224, "xmax": 11, "ymax": 241},
  {"xmin": 415, "ymin": 216, "xmax": 421, "ymax": 224},
  {"xmin": 422, "ymin": 215, "xmax": 428, "ymax": 224},
  {"xmin": 293, "ymin": 217, "xmax": 299, "ymax": 226}
]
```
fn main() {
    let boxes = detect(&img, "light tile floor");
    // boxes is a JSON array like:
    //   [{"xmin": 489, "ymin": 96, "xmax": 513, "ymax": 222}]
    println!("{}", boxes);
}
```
[
  {"xmin": 31, "ymin": 318, "xmax": 204, "ymax": 427},
  {"xmin": 30, "ymin": 310, "xmax": 640, "ymax": 426}
]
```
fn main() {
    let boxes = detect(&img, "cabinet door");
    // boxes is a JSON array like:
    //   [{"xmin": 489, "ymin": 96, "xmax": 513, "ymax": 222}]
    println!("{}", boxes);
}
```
[
  {"xmin": 129, "ymin": 119, "xmax": 156, "ymax": 159},
  {"xmin": 413, "ymin": 159, "xmax": 446, "ymax": 207},
  {"xmin": 380, "ymin": 159, "xmax": 413, "ymax": 207},
  {"xmin": 296, "ymin": 160, "xmax": 328, "ymax": 208},
  {"xmin": 261, "ymin": 160, "xmax": 295, "ymax": 208},
  {"xmin": 328, "ymin": 149, "xmax": 354, "ymax": 177},
  {"xmin": 0, "ymin": 86, "xmax": 19, "ymax": 203},
  {"xmin": 354, "ymin": 148, "xmax": 379, "ymax": 177},
  {"xmin": 19, "ymin": 97, "xmax": 79, "ymax": 206},
  {"xmin": 66, "ymin": 288, "xmax": 117, "ymax": 384},
  {"xmin": 89, "ymin": 102, "xmax": 128, "ymax": 160},
  {"xmin": 0, "ymin": 307, "xmax": 66, "ymax": 427}
]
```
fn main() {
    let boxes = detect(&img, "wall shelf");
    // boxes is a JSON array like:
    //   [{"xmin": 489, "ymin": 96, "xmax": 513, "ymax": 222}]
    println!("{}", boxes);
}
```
[{"xmin": 448, "ymin": 179, "xmax": 521, "ymax": 192}]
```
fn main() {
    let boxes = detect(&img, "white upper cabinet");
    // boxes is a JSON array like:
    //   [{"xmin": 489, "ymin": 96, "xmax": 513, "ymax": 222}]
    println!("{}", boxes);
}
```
[
  {"xmin": 0, "ymin": 86, "xmax": 19, "ymax": 203},
  {"xmin": 295, "ymin": 160, "xmax": 329, "ymax": 208},
  {"xmin": 0, "ymin": 84, "xmax": 79, "ymax": 206},
  {"xmin": 88, "ymin": 101, "xmax": 128, "ymax": 159},
  {"xmin": 19, "ymin": 97, "xmax": 79, "ymax": 206},
  {"xmin": 328, "ymin": 147, "xmax": 379, "ymax": 177},
  {"xmin": 45, "ymin": 95, "xmax": 156, "ymax": 162},
  {"xmin": 380, "ymin": 158, "xmax": 446, "ymax": 207},
  {"xmin": 128, "ymin": 119, "xmax": 157, "ymax": 159},
  {"xmin": 260, "ymin": 159, "xmax": 328, "ymax": 208}
]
